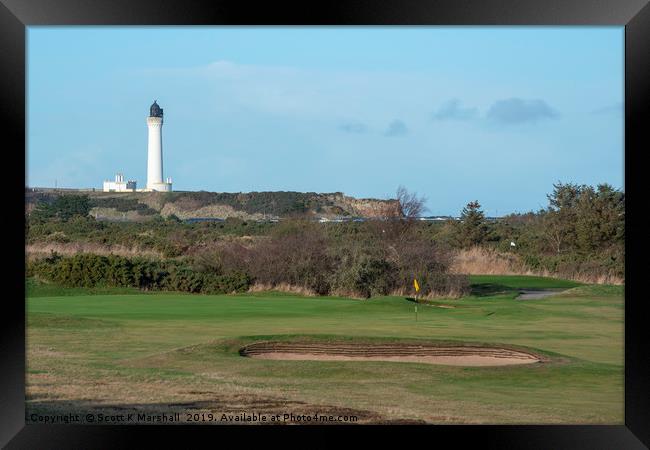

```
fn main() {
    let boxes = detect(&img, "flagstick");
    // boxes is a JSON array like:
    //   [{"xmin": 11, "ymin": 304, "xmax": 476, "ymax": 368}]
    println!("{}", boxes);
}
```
[{"xmin": 413, "ymin": 277, "xmax": 419, "ymax": 322}]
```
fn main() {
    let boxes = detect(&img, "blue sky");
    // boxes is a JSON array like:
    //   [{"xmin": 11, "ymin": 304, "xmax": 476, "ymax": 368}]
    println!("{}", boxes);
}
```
[{"xmin": 27, "ymin": 27, "xmax": 624, "ymax": 216}]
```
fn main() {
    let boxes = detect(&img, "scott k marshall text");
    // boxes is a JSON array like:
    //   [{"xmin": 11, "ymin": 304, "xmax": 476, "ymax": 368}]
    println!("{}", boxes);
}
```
[
  {"xmin": 28, "ymin": 412, "xmax": 359, "ymax": 424},
  {"xmin": 28, "ymin": 413, "xmax": 184, "ymax": 424}
]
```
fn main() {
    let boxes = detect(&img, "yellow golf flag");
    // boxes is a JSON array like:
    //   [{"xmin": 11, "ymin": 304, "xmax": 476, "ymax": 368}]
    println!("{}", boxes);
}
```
[{"xmin": 413, "ymin": 278, "xmax": 420, "ymax": 292}]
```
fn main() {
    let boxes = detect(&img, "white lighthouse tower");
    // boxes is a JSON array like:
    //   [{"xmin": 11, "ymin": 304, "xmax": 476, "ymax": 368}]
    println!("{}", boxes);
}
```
[{"xmin": 146, "ymin": 100, "xmax": 172, "ymax": 192}]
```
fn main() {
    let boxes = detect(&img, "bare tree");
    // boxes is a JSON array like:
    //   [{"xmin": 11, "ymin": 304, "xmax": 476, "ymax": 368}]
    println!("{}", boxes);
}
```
[
  {"xmin": 365, "ymin": 186, "xmax": 429, "ymax": 271},
  {"xmin": 396, "ymin": 185, "xmax": 427, "ymax": 219},
  {"xmin": 377, "ymin": 186, "xmax": 428, "ymax": 242}
]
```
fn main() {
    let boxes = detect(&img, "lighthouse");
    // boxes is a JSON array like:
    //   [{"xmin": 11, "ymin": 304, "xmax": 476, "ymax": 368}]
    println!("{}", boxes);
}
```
[{"xmin": 146, "ymin": 100, "xmax": 172, "ymax": 192}]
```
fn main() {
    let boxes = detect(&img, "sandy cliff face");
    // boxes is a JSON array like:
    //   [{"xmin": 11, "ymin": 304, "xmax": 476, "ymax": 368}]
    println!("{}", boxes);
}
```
[
  {"xmin": 159, "ymin": 202, "xmax": 264, "ymax": 220},
  {"xmin": 325, "ymin": 193, "xmax": 400, "ymax": 218},
  {"xmin": 154, "ymin": 192, "xmax": 398, "ymax": 219},
  {"xmin": 135, "ymin": 192, "xmax": 168, "ymax": 211}
]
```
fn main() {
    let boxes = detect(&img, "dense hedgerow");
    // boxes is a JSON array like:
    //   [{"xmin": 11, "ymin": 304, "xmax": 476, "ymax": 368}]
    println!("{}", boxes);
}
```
[
  {"xmin": 195, "ymin": 219, "xmax": 470, "ymax": 298},
  {"xmin": 26, "ymin": 214, "xmax": 275, "ymax": 258},
  {"xmin": 27, "ymin": 253, "xmax": 251, "ymax": 295}
]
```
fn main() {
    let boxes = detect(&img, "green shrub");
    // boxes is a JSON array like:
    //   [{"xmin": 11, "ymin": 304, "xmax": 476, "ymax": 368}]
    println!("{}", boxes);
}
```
[
  {"xmin": 31, "ymin": 194, "xmax": 92, "ymax": 222},
  {"xmin": 27, "ymin": 253, "xmax": 251, "ymax": 295},
  {"xmin": 333, "ymin": 257, "xmax": 397, "ymax": 298},
  {"xmin": 201, "ymin": 271, "xmax": 251, "ymax": 294}
]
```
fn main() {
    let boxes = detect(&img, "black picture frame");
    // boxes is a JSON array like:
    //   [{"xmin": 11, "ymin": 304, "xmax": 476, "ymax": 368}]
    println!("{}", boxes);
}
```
[{"xmin": 2, "ymin": 0, "xmax": 648, "ymax": 447}]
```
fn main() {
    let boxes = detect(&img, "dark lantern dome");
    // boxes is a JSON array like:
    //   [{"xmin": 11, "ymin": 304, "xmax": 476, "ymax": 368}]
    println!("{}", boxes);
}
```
[{"xmin": 149, "ymin": 100, "xmax": 163, "ymax": 117}]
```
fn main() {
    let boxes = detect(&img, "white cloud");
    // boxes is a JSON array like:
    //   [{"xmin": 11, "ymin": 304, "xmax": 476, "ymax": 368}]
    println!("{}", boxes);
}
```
[
  {"xmin": 432, "ymin": 99, "xmax": 478, "ymax": 121},
  {"xmin": 385, "ymin": 119, "xmax": 408, "ymax": 137},
  {"xmin": 486, "ymin": 98, "xmax": 559, "ymax": 124}
]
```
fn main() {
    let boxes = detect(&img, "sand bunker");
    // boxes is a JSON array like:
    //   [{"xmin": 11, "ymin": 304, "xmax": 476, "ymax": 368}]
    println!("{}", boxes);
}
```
[{"xmin": 240, "ymin": 342, "xmax": 543, "ymax": 367}]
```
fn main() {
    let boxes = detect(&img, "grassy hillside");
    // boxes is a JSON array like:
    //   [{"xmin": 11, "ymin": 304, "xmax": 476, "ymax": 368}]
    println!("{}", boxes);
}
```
[
  {"xmin": 26, "ymin": 275, "xmax": 623, "ymax": 424},
  {"xmin": 25, "ymin": 189, "xmax": 397, "ymax": 220}
]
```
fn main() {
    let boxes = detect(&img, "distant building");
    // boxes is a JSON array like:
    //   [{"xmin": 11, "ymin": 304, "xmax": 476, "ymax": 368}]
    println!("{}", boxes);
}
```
[{"xmin": 103, "ymin": 173, "xmax": 136, "ymax": 192}]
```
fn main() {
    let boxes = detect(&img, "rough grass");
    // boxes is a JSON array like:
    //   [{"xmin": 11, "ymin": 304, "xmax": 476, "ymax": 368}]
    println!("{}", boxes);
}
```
[
  {"xmin": 28, "ymin": 313, "xmax": 121, "ymax": 329},
  {"xmin": 451, "ymin": 246, "xmax": 524, "ymax": 275},
  {"xmin": 26, "ymin": 242, "xmax": 163, "ymax": 260},
  {"xmin": 26, "ymin": 274, "xmax": 623, "ymax": 424},
  {"xmin": 248, "ymin": 282, "xmax": 318, "ymax": 297},
  {"xmin": 451, "ymin": 247, "xmax": 623, "ymax": 285}
]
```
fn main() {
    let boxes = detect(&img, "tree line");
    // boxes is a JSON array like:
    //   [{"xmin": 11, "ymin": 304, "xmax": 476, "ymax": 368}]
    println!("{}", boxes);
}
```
[
  {"xmin": 436, "ymin": 182, "xmax": 624, "ymax": 280},
  {"xmin": 28, "ymin": 218, "xmax": 469, "ymax": 299}
]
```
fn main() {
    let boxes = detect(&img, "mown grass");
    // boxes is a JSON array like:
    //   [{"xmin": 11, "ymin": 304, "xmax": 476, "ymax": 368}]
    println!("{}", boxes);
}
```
[
  {"xmin": 554, "ymin": 284, "xmax": 624, "ymax": 298},
  {"xmin": 26, "ymin": 278, "xmax": 143, "ymax": 297},
  {"xmin": 26, "ymin": 274, "xmax": 623, "ymax": 424},
  {"xmin": 468, "ymin": 275, "xmax": 582, "ymax": 297}
]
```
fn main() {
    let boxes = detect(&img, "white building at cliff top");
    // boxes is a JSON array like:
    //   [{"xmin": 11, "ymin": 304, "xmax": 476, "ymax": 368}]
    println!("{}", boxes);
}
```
[{"xmin": 103, "ymin": 173, "xmax": 136, "ymax": 192}]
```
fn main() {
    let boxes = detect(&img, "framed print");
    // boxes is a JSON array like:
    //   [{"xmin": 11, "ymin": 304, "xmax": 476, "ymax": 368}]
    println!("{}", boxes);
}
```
[{"xmin": 2, "ymin": 0, "xmax": 649, "ymax": 447}]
